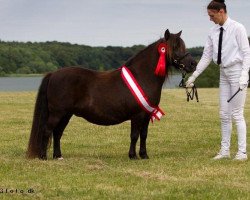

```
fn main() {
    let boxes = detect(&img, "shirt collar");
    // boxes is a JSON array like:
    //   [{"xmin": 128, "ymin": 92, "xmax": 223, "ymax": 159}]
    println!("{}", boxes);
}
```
[{"xmin": 217, "ymin": 17, "xmax": 231, "ymax": 31}]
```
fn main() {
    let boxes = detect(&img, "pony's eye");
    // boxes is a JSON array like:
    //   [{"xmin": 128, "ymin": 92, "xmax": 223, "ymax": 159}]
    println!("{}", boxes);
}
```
[{"xmin": 173, "ymin": 44, "xmax": 179, "ymax": 50}]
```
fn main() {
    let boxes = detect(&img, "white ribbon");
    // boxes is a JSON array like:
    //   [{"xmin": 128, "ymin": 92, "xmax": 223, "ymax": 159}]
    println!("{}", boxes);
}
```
[{"xmin": 121, "ymin": 66, "xmax": 164, "ymax": 122}]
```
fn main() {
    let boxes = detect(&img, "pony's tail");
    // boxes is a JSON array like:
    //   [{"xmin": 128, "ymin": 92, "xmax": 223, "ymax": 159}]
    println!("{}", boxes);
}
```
[{"xmin": 26, "ymin": 73, "xmax": 52, "ymax": 159}]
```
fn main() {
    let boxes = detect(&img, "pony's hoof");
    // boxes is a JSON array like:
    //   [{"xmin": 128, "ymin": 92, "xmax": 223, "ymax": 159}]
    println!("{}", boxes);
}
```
[
  {"xmin": 40, "ymin": 155, "xmax": 47, "ymax": 160},
  {"xmin": 57, "ymin": 157, "xmax": 64, "ymax": 161},
  {"xmin": 53, "ymin": 155, "xmax": 64, "ymax": 160},
  {"xmin": 140, "ymin": 154, "xmax": 149, "ymax": 159},
  {"xmin": 129, "ymin": 155, "xmax": 138, "ymax": 160}
]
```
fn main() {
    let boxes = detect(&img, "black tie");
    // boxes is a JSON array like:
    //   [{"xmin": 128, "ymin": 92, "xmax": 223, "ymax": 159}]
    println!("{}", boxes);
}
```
[{"xmin": 217, "ymin": 27, "xmax": 223, "ymax": 65}]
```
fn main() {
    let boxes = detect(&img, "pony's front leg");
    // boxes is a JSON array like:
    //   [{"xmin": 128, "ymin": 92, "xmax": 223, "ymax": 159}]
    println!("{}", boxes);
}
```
[
  {"xmin": 129, "ymin": 118, "xmax": 140, "ymax": 159},
  {"xmin": 139, "ymin": 117, "xmax": 150, "ymax": 159}
]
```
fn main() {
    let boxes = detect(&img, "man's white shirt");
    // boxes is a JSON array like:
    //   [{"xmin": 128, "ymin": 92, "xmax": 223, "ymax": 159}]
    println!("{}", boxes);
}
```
[{"xmin": 194, "ymin": 17, "xmax": 250, "ymax": 77}]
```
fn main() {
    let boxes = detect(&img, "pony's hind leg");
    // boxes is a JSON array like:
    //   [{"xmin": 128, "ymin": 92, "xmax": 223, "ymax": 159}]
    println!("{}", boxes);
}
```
[
  {"xmin": 40, "ymin": 112, "xmax": 63, "ymax": 160},
  {"xmin": 53, "ymin": 114, "xmax": 72, "ymax": 160}
]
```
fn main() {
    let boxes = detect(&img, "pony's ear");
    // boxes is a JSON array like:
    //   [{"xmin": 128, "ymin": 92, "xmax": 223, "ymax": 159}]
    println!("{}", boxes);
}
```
[
  {"xmin": 176, "ymin": 31, "xmax": 182, "ymax": 37},
  {"xmin": 164, "ymin": 29, "xmax": 170, "ymax": 41}
]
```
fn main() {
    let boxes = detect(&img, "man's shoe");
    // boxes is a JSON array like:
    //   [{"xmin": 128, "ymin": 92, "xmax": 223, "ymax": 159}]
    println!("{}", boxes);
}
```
[
  {"xmin": 233, "ymin": 152, "xmax": 248, "ymax": 161},
  {"xmin": 213, "ymin": 151, "xmax": 230, "ymax": 160}
]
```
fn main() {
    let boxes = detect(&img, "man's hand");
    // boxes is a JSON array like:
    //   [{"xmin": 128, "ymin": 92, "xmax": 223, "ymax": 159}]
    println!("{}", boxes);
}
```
[{"xmin": 239, "ymin": 71, "xmax": 249, "ymax": 90}]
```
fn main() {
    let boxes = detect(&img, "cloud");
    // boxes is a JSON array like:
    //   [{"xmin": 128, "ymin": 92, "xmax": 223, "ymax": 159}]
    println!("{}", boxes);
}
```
[{"xmin": 0, "ymin": 0, "xmax": 249, "ymax": 47}]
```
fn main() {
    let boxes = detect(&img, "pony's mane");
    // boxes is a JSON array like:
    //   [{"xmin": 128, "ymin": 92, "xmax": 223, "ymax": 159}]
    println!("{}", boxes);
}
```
[
  {"xmin": 125, "ymin": 39, "xmax": 160, "ymax": 66},
  {"xmin": 124, "ymin": 38, "xmax": 173, "ymax": 70}
]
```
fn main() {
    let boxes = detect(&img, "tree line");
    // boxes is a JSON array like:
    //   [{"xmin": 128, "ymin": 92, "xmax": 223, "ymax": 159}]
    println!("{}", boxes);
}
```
[
  {"xmin": 0, "ymin": 38, "xmax": 249, "ymax": 87},
  {"xmin": 0, "ymin": 41, "xmax": 145, "ymax": 76}
]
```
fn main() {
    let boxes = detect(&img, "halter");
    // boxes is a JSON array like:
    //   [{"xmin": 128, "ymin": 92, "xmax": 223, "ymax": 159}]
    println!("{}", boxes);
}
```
[
  {"xmin": 179, "ymin": 72, "xmax": 199, "ymax": 102},
  {"xmin": 172, "ymin": 52, "xmax": 190, "ymax": 70},
  {"xmin": 172, "ymin": 52, "xmax": 199, "ymax": 102}
]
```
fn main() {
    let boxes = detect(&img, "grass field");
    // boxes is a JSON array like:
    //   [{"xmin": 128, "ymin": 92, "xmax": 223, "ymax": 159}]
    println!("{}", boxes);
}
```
[{"xmin": 0, "ymin": 89, "xmax": 249, "ymax": 200}]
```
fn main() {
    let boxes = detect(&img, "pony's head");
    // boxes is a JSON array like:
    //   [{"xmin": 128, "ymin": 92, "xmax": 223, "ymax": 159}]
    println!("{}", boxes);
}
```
[{"xmin": 164, "ymin": 29, "xmax": 197, "ymax": 73}]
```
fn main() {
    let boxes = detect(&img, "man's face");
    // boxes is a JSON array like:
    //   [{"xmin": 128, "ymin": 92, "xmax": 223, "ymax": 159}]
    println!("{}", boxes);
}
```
[{"xmin": 207, "ymin": 9, "xmax": 224, "ymax": 24}]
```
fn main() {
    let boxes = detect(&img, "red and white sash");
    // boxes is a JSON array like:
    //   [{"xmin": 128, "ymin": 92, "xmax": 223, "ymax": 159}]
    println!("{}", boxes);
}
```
[{"xmin": 121, "ymin": 66, "xmax": 165, "ymax": 122}]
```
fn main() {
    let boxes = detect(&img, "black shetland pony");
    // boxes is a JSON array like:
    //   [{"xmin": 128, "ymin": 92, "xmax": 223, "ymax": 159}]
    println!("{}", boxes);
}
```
[{"xmin": 27, "ymin": 29, "xmax": 196, "ymax": 160}]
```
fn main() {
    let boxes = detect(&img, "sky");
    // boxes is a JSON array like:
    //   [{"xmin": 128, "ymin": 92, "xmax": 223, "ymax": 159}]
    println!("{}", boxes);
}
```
[{"xmin": 0, "ymin": 0, "xmax": 250, "ymax": 48}]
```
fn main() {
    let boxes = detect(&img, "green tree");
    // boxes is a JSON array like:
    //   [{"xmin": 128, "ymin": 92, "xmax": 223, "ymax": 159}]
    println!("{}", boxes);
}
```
[
  {"xmin": 195, "ymin": 62, "xmax": 220, "ymax": 88},
  {"xmin": 16, "ymin": 66, "xmax": 32, "ymax": 74}
]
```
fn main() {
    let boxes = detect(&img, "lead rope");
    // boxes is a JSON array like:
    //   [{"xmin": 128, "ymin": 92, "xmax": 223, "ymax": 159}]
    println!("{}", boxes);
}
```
[{"xmin": 179, "ymin": 72, "xmax": 199, "ymax": 102}]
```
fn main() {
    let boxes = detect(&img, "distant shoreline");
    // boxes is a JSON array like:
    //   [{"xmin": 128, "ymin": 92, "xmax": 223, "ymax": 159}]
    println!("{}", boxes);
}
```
[
  {"xmin": 0, "ymin": 74, "xmax": 43, "ymax": 78},
  {"xmin": 0, "ymin": 75, "xmax": 181, "ymax": 91}
]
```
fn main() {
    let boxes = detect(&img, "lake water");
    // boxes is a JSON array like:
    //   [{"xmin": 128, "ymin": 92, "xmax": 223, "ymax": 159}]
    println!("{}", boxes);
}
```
[
  {"xmin": 163, "ymin": 74, "xmax": 182, "ymax": 88},
  {"xmin": 0, "ymin": 77, "xmax": 43, "ymax": 91},
  {"xmin": 0, "ymin": 74, "xmax": 181, "ymax": 91}
]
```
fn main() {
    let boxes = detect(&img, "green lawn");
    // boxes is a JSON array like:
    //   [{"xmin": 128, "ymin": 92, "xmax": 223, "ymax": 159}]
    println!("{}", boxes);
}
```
[{"xmin": 0, "ymin": 89, "xmax": 249, "ymax": 200}]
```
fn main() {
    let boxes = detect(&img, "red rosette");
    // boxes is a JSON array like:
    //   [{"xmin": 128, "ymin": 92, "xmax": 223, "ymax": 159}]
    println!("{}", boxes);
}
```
[{"xmin": 155, "ymin": 43, "xmax": 168, "ymax": 76}]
